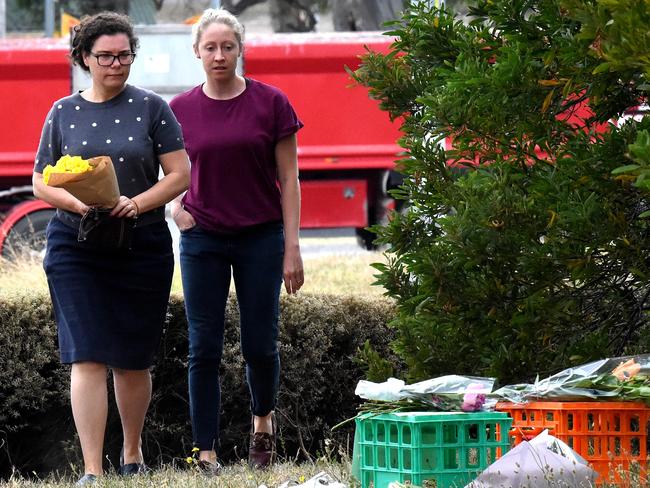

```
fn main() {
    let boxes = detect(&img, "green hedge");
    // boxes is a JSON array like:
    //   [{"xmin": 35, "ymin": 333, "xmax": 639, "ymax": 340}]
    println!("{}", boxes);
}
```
[{"xmin": 0, "ymin": 291, "xmax": 396, "ymax": 477}]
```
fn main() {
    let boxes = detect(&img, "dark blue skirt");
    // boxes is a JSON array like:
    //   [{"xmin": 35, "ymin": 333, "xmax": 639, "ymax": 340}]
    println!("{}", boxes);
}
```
[{"xmin": 43, "ymin": 216, "xmax": 174, "ymax": 369}]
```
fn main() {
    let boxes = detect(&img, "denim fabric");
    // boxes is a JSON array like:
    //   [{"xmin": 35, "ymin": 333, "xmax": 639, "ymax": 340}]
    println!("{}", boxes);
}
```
[
  {"xmin": 180, "ymin": 223, "xmax": 284, "ymax": 451},
  {"xmin": 45, "ymin": 216, "xmax": 173, "ymax": 369}
]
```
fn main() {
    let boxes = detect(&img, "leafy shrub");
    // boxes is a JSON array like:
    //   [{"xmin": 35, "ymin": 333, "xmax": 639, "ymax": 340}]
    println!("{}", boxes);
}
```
[
  {"xmin": 0, "ymin": 291, "xmax": 396, "ymax": 478},
  {"xmin": 353, "ymin": 0, "xmax": 650, "ymax": 383},
  {"xmin": 0, "ymin": 293, "xmax": 68, "ymax": 431}
]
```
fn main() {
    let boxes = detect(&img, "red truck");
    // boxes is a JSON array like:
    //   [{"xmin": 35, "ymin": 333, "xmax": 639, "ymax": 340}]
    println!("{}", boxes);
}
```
[{"xmin": 0, "ymin": 30, "xmax": 401, "ymax": 258}]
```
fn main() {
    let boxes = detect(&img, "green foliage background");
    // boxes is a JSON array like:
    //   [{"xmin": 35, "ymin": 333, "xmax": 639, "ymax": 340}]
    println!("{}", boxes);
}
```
[{"xmin": 354, "ymin": 0, "xmax": 650, "ymax": 383}]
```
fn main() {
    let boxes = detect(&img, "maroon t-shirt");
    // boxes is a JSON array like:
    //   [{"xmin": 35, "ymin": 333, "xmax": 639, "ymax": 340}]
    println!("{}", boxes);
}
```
[{"xmin": 170, "ymin": 78, "xmax": 303, "ymax": 233}]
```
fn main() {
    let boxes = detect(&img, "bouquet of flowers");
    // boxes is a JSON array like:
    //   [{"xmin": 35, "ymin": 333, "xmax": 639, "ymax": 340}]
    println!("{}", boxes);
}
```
[
  {"xmin": 353, "ymin": 375, "xmax": 496, "ymax": 415},
  {"xmin": 44, "ymin": 155, "xmax": 120, "ymax": 208},
  {"xmin": 494, "ymin": 354, "xmax": 650, "ymax": 404}
]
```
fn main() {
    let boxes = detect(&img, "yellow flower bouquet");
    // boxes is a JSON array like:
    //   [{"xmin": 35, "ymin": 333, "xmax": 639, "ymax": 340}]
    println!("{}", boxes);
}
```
[{"xmin": 44, "ymin": 155, "xmax": 120, "ymax": 208}]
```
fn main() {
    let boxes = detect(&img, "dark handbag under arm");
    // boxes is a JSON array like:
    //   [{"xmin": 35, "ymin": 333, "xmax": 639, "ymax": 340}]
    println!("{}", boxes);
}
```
[{"xmin": 78, "ymin": 207, "xmax": 135, "ymax": 250}]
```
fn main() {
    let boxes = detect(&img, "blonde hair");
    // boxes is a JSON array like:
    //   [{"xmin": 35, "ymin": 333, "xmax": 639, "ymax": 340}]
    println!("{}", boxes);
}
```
[{"xmin": 192, "ymin": 8, "xmax": 244, "ymax": 50}]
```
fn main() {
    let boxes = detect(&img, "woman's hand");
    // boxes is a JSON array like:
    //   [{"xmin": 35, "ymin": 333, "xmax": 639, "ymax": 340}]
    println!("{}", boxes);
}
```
[
  {"xmin": 111, "ymin": 195, "xmax": 140, "ymax": 219},
  {"xmin": 77, "ymin": 201, "xmax": 91, "ymax": 216},
  {"xmin": 173, "ymin": 205, "xmax": 196, "ymax": 231},
  {"xmin": 283, "ymin": 244, "xmax": 304, "ymax": 294}
]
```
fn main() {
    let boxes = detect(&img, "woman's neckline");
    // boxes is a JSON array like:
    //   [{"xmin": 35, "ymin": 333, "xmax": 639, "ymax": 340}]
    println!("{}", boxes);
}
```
[
  {"xmin": 79, "ymin": 84, "xmax": 129, "ymax": 104},
  {"xmin": 201, "ymin": 77, "xmax": 248, "ymax": 101}
]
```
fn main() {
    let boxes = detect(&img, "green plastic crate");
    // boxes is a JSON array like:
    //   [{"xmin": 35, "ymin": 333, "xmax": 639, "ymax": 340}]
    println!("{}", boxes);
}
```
[{"xmin": 356, "ymin": 411, "xmax": 512, "ymax": 488}]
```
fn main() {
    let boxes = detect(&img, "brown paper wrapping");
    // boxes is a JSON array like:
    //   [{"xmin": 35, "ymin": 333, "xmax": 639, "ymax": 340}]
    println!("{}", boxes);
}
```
[{"xmin": 46, "ymin": 156, "xmax": 120, "ymax": 208}]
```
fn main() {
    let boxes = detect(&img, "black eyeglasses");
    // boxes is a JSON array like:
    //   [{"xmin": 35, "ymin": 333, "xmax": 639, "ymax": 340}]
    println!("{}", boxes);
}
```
[{"xmin": 90, "ymin": 52, "xmax": 136, "ymax": 66}]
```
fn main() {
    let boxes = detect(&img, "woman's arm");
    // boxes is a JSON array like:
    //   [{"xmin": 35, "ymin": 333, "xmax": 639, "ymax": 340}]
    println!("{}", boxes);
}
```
[
  {"xmin": 117, "ymin": 149, "xmax": 190, "ymax": 218},
  {"xmin": 276, "ymin": 133, "xmax": 304, "ymax": 294},
  {"xmin": 34, "ymin": 149, "xmax": 190, "ymax": 218},
  {"xmin": 33, "ymin": 172, "xmax": 89, "ymax": 215}
]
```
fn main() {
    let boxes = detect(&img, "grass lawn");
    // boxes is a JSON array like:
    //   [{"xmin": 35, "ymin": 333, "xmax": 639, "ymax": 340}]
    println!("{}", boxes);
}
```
[
  {"xmin": 1, "ymin": 462, "xmax": 355, "ymax": 487},
  {"xmin": 1, "ymin": 245, "xmax": 387, "ymax": 298}
]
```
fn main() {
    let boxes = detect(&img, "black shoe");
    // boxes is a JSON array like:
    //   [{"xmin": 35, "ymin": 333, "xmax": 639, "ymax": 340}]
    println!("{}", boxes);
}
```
[
  {"xmin": 118, "ymin": 448, "xmax": 148, "ymax": 476},
  {"xmin": 119, "ymin": 462, "xmax": 148, "ymax": 475},
  {"xmin": 75, "ymin": 474, "xmax": 97, "ymax": 486}
]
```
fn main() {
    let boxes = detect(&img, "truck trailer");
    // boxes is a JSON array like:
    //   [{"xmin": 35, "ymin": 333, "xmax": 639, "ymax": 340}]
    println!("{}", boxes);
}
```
[{"xmin": 0, "ymin": 27, "xmax": 402, "ymax": 258}]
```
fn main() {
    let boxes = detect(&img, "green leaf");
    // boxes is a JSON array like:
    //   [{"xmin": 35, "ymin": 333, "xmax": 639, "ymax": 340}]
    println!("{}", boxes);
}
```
[
  {"xmin": 592, "ymin": 62, "xmax": 612, "ymax": 75},
  {"xmin": 635, "ymin": 179, "xmax": 650, "ymax": 191},
  {"xmin": 611, "ymin": 164, "xmax": 640, "ymax": 175}
]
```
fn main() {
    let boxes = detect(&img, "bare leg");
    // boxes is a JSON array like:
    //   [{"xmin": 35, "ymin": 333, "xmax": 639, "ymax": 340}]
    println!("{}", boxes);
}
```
[
  {"xmin": 253, "ymin": 412, "xmax": 274, "ymax": 434},
  {"xmin": 112, "ymin": 368, "xmax": 151, "ymax": 464},
  {"xmin": 198, "ymin": 449, "xmax": 218, "ymax": 463},
  {"xmin": 71, "ymin": 362, "xmax": 108, "ymax": 476}
]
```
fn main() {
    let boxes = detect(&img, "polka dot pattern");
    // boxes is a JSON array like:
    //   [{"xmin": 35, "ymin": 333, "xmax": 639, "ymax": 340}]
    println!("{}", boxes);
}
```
[{"xmin": 35, "ymin": 87, "xmax": 185, "ymax": 200}]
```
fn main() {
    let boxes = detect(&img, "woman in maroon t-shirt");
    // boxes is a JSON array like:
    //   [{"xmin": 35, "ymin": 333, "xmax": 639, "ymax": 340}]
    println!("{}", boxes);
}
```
[{"xmin": 170, "ymin": 8, "xmax": 304, "ymax": 472}]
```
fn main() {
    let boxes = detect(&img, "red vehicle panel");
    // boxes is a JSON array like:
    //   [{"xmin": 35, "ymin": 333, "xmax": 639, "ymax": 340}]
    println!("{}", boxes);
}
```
[
  {"xmin": 0, "ymin": 39, "xmax": 70, "ymax": 178},
  {"xmin": 0, "ymin": 32, "xmax": 402, "ymax": 255},
  {"xmin": 301, "ymin": 179, "xmax": 368, "ymax": 228}
]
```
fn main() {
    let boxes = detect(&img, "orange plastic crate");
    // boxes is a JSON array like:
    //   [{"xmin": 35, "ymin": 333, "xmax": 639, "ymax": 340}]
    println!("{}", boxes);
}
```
[{"xmin": 496, "ymin": 401, "xmax": 650, "ymax": 485}]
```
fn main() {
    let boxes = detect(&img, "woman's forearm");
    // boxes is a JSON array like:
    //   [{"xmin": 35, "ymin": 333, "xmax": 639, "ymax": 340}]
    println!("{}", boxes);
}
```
[
  {"xmin": 32, "ymin": 173, "xmax": 88, "ymax": 214},
  {"xmin": 134, "ymin": 149, "xmax": 190, "ymax": 214},
  {"xmin": 131, "ymin": 171, "xmax": 189, "ymax": 215},
  {"xmin": 280, "ymin": 177, "xmax": 301, "ymax": 248},
  {"xmin": 276, "ymin": 134, "xmax": 301, "ymax": 248}
]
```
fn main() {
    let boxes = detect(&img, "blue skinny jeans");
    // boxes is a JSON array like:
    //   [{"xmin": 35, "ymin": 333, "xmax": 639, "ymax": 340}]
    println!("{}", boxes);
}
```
[{"xmin": 180, "ymin": 222, "xmax": 284, "ymax": 452}]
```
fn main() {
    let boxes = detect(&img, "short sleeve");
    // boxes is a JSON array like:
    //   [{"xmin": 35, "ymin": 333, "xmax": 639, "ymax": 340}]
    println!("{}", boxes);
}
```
[
  {"xmin": 149, "ymin": 95, "xmax": 185, "ymax": 156},
  {"xmin": 34, "ymin": 105, "xmax": 62, "ymax": 174},
  {"xmin": 274, "ymin": 91, "xmax": 304, "ymax": 142}
]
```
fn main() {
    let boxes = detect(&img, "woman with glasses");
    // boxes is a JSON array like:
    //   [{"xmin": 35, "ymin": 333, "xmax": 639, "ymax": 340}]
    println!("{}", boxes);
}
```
[
  {"xmin": 169, "ymin": 8, "xmax": 304, "ymax": 473},
  {"xmin": 32, "ymin": 12, "xmax": 190, "ymax": 486}
]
